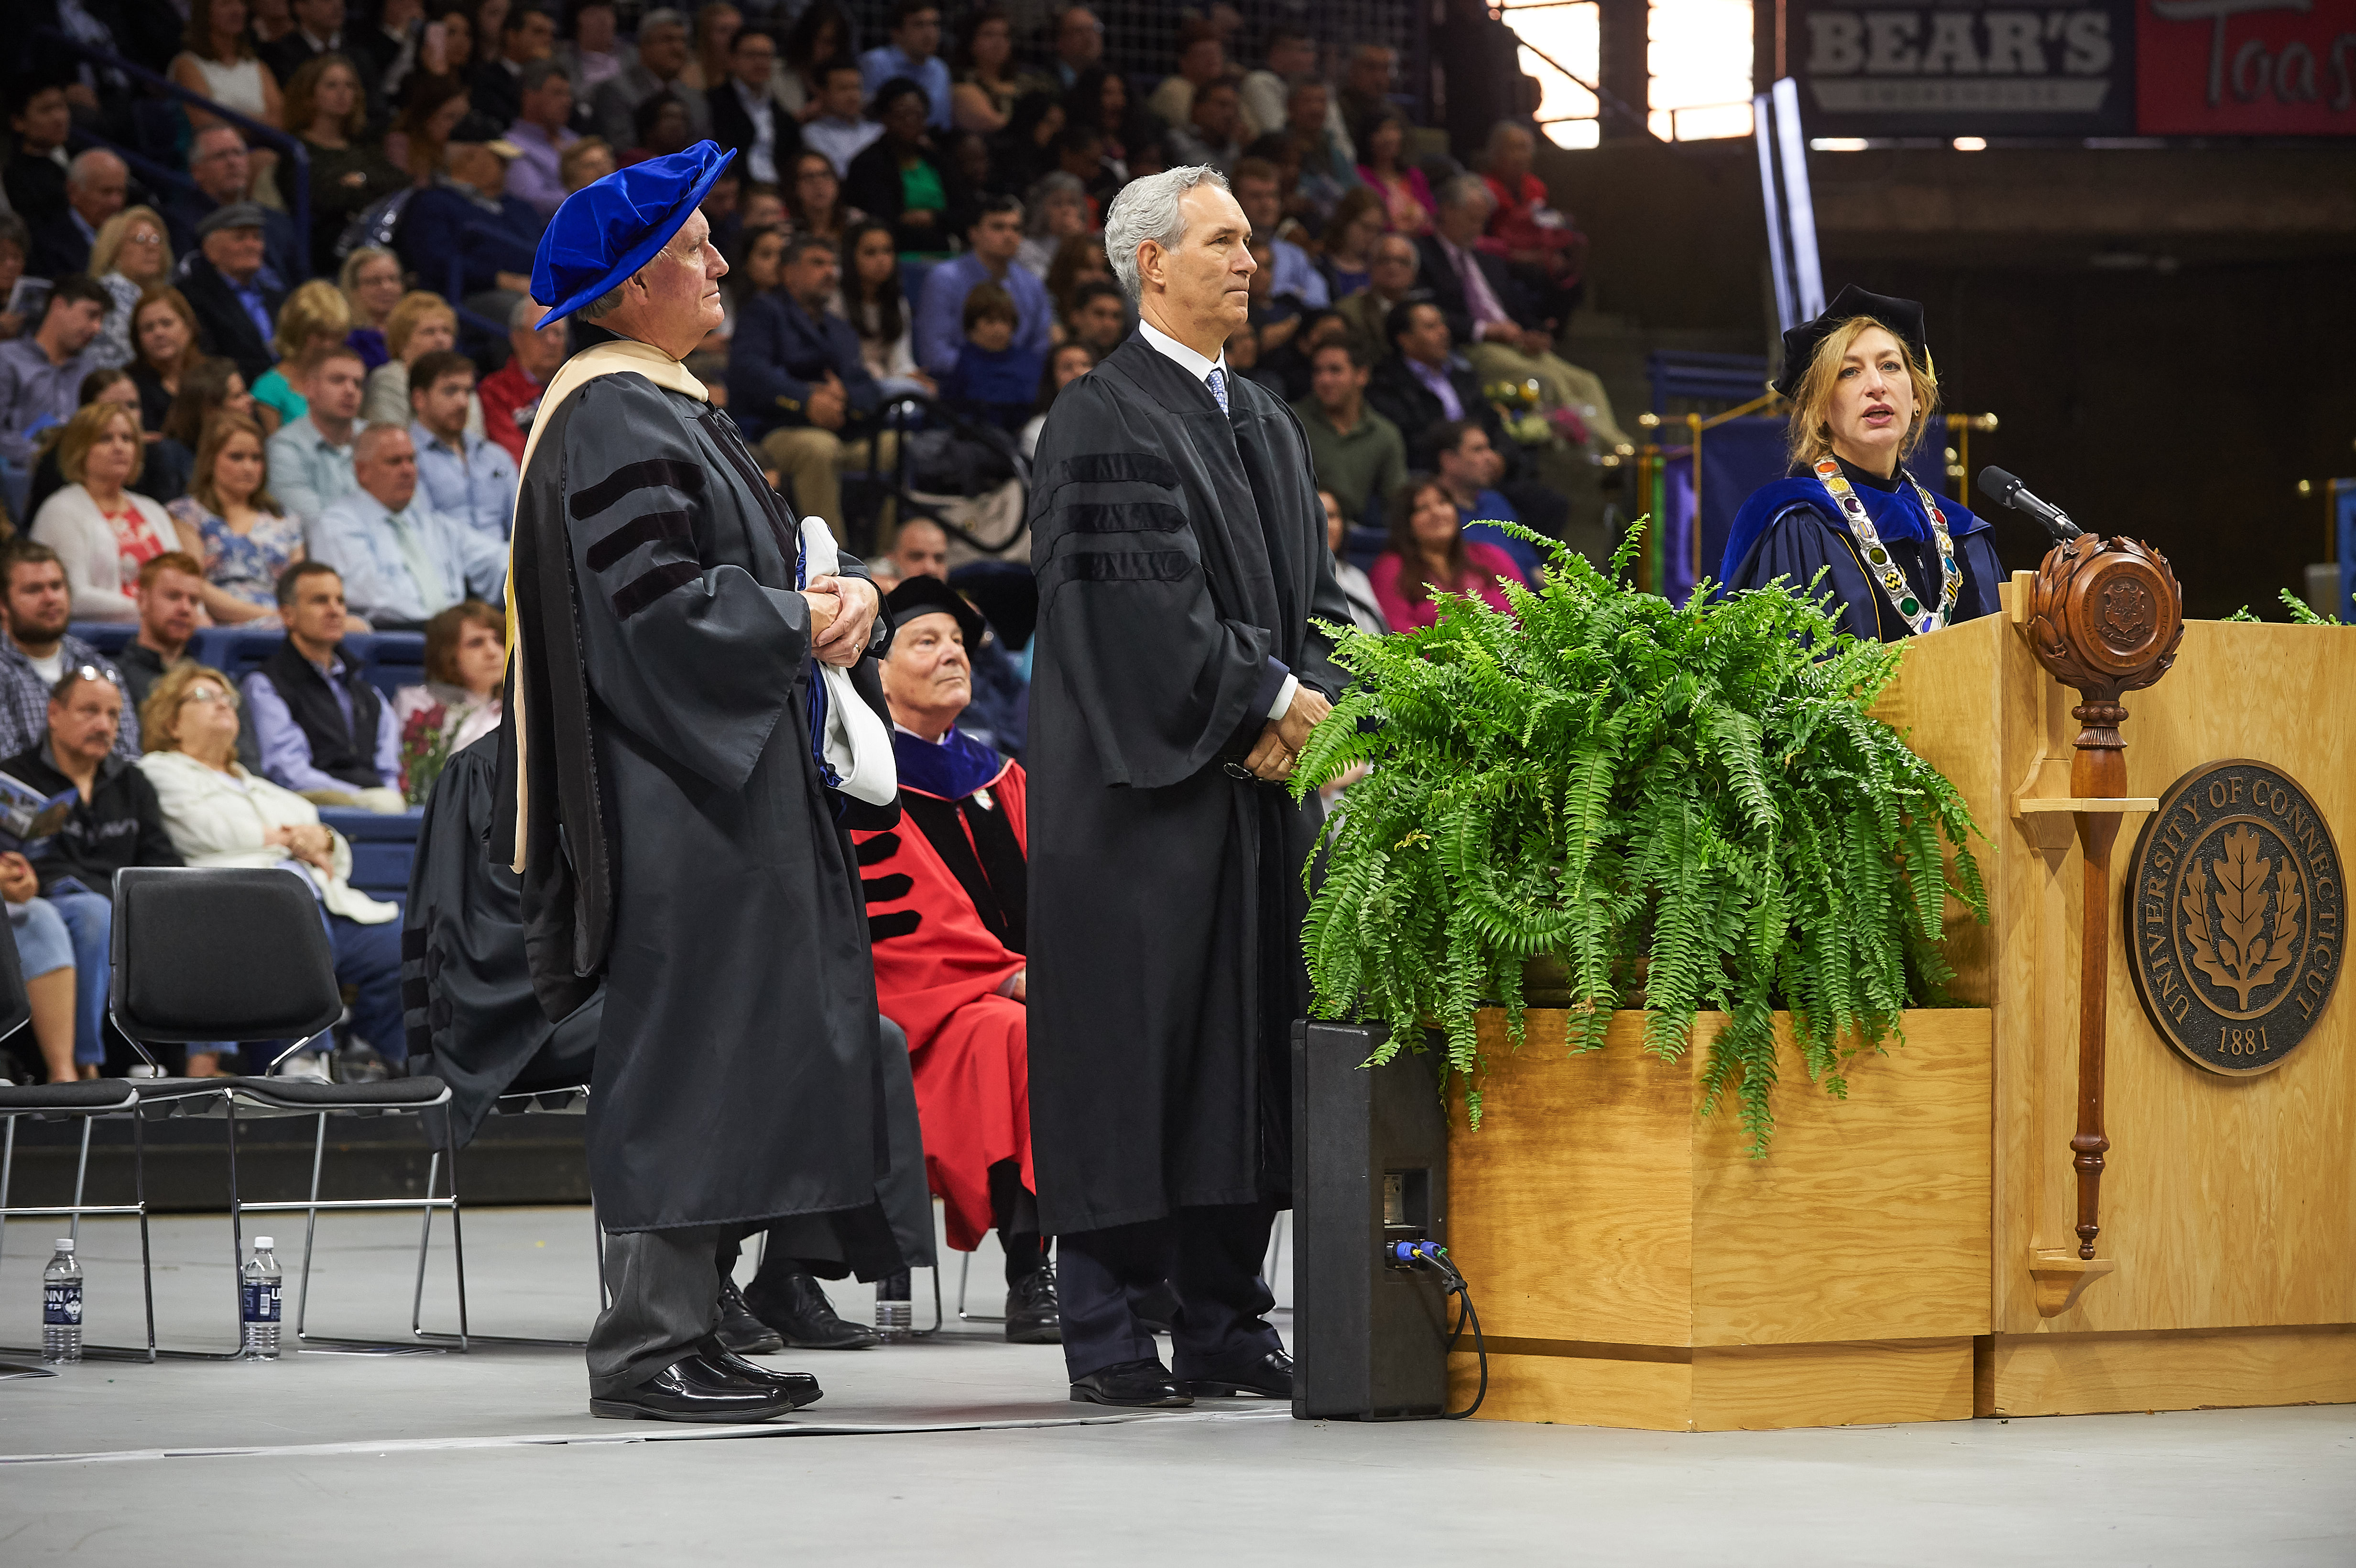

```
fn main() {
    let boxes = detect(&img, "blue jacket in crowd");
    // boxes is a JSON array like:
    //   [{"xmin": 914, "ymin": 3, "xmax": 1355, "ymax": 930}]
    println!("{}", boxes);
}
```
[{"xmin": 726, "ymin": 292, "xmax": 881, "ymax": 443}]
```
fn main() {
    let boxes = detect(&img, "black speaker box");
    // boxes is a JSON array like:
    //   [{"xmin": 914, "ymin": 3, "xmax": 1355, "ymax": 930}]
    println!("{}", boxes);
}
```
[{"xmin": 1290, "ymin": 1020, "xmax": 1453, "ymax": 1421}]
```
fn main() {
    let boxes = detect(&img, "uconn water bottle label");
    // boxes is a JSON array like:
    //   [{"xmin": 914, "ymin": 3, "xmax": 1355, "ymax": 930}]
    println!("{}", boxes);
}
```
[
  {"xmin": 242, "ymin": 1281, "xmax": 282, "ymax": 1323},
  {"xmin": 44, "ymin": 1282, "xmax": 84, "ymax": 1325}
]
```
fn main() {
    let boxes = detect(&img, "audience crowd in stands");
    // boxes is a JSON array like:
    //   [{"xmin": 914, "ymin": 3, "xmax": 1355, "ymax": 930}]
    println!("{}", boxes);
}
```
[{"xmin": 0, "ymin": 0, "xmax": 1607, "ymax": 1086}]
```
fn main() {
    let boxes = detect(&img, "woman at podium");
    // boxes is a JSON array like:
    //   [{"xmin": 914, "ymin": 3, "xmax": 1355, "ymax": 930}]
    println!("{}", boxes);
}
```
[{"xmin": 1721, "ymin": 287, "xmax": 2006, "ymax": 642}]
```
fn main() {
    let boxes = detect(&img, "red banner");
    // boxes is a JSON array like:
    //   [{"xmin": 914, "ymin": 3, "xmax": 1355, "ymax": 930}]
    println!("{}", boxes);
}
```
[{"xmin": 2138, "ymin": 0, "xmax": 2356, "ymax": 133}]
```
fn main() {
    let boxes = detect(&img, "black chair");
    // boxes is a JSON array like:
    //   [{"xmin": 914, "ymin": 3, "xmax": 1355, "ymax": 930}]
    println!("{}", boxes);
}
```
[
  {"xmin": 110, "ymin": 866, "xmax": 463, "ymax": 1353},
  {"xmin": 0, "ymin": 905, "xmax": 233, "ymax": 1361}
]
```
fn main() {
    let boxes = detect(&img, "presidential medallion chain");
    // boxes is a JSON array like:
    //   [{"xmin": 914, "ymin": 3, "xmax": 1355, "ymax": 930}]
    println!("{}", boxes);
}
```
[{"xmin": 1813, "ymin": 457, "xmax": 1962, "ymax": 635}]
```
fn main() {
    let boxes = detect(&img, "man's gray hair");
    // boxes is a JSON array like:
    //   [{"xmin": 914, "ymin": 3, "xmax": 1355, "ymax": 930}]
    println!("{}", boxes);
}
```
[
  {"xmin": 640, "ymin": 7, "xmax": 688, "ymax": 36},
  {"xmin": 1439, "ymin": 173, "xmax": 1493, "ymax": 212},
  {"xmin": 1104, "ymin": 164, "xmax": 1229, "ymax": 303},
  {"xmin": 508, "ymin": 294, "xmax": 548, "ymax": 331},
  {"xmin": 66, "ymin": 148, "xmax": 122, "ymax": 187},
  {"xmin": 354, "ymin": 422, "xmax": 412, "ymax": 460},
  {"xmin": 1024, "ymin": 170, "xmax": 1086, "ymax": 235}
]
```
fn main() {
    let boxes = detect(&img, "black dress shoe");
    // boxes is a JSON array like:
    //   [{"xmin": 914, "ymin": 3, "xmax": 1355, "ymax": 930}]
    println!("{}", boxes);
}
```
[
  {"xmin": 1004, "ymin": 1265, "xmax": 1061, "ymax": 1345},
  {"xmin": 698, "ymin": 1335, "xmax": 823, "ymax": 1408},
  {"xmin": 745, "ymin": 1263, "xmax": 881, "ymax": 1350},
  {"xmin": 1070, "ymin": 1358, "xmax": 1193, "ymax": 1407},
  {"xmin": 1184, "ymin": 1348, "xmax": 1294, "ymax": 1399},
  {"xmin": 717, "ymin": 1277, "xmax": 785, "ymax": 1355},
  {"xmin": 589, "ymin": 1350, "xmax": 801, "ymax": 1424}
]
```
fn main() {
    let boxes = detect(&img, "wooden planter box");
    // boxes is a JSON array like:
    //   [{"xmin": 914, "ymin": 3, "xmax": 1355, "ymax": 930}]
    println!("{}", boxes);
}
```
[{"xmin": 1445, "ymin": 1006, "xmax": 1993, "ymax": 1431}]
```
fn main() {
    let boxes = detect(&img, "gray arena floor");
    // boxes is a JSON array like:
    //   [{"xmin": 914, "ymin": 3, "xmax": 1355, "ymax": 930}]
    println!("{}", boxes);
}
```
[{"xmin": 2, "ymin": 1207, "xmax": 2350, "ymax": 1565}]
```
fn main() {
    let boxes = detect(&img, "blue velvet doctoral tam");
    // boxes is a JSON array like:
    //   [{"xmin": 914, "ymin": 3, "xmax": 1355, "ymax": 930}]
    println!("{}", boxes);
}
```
[{"xmin": 1721, "ymin": 468, "xmax": 2006, "ymax": 643}]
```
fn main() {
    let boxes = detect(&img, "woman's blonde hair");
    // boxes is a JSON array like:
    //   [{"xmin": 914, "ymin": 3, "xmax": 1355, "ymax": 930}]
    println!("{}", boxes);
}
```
[
  {"xmin": 90, "ymin": 205, "xmax": 172, "ymax": 280},
  {"xmin": 273, "ymin": 278, "xmax": 355, "ymax": 361},
  {"xmin": 385, "ymin": 290, "xmax": 457, "ymax": 358},
  {"xmin": 1784, "ymin": 316, "xmax": 1940, "ymax": 468},
  {"xmin": 339, "ymin": 244, "xmax": 402, "ymax": 311},
  {"xmin": 57, "ymin": 401, "xmax": 146, "ymax": 487},
  {"xmin": 140, "ymin": 662, "xmax": 240, "ymax": 756},
  {"xmin": 190, "ymin": 413, "xmax": 283, "ymax": 519}
]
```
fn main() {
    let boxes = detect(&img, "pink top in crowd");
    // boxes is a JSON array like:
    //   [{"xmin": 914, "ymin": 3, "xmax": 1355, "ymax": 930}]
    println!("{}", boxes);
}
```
[{"xmin": 1367, "ymin": 542, "xmax": 1526, "ymax": 632}]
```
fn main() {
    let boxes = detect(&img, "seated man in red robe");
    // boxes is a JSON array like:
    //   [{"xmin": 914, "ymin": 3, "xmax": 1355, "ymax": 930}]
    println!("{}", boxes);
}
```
[{"xmin": 855, "ymin": 576, "xmax": 1058, "ymax": 1343}]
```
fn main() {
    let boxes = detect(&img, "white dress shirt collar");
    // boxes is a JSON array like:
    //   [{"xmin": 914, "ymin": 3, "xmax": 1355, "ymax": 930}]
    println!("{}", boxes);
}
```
[{"xmin": 1137, "ymin": 316, "xmax": 1227, "ymax": 387}]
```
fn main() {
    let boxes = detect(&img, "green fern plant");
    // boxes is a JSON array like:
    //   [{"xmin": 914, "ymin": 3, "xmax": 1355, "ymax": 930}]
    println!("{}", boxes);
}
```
[{"xmin": 1291, "ymin": 523, "xmax": 1988, "ymax": 1154}]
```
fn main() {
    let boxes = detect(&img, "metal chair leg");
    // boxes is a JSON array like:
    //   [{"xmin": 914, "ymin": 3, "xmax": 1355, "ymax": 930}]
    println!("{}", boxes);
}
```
[
  {"xmin": 226, "ymin": 1100, "xmax": 245, "ymax": 1351},
  {"xmin": 66, "ymin": 1119, "xmax": 94, "ymax": 1245},
  {"xmin": 134, "ymin": 1108, "xmax": 155, "ymax": 1362},
  {"xmin": 445, "ymin": 1140, "xmax": 469, "ymax": 1348},
  {"xmin": 295, "ymin": 1113, "xmax": 327, "ymax": 1340},
  {"xmin": 408, "ymin": 1148, "xmax": 437, "ymax": 1339},
  {"xmin": 956, "ymin": 1251, "xmax": 1008, "ymax": 1324}
]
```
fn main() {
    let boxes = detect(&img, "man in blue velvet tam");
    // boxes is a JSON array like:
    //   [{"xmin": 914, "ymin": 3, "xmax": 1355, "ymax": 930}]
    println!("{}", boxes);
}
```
[{"xmin": 493, "ymin": 141, "xmax": 905, "ymax": 1425}]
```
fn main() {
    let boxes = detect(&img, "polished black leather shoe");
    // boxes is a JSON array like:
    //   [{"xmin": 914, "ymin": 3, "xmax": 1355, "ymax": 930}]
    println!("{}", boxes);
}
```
[
  {"xmin": 1185, "ymin": 1348, "xmax": 1294, "ymax": 1399},
  {"xmin": 745, "ymin": 1264, "xmax": 881, "ymax": 1350},
  {"xmin": 1004, "ymin": 1265, "xmax": 1061, "ymax": 1345},
  {"xmin": 1070, "ymin": 1358, "xmax": 1193, "ymax": 1407},
  {"xmin": 698, "ymin": 1336, "xmax": 823, "ymax": 1408},
  {"xmin": 717, "ymin": 1277, "xmax": 785, "ymax": 1355},
  {"xmin": 589, "ymin": 1350, "xmax": 801, "ymax": 1423}
]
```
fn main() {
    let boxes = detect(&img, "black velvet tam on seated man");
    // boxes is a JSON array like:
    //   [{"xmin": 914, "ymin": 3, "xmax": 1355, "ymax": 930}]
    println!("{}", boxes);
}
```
[
  {"xmin": 1026, "ymin": 162, "xmax": 1353, "ymax": 1410},
  {"xmin": 498, "ymin": 140, "xmax": 913, "ymax": 1426}
]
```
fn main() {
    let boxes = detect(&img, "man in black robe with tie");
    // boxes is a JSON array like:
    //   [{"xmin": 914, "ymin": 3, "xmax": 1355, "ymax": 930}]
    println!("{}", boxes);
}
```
[{"xmin": 1027, "ymin": 164, "xmax": 1353, "ymax": 1408}]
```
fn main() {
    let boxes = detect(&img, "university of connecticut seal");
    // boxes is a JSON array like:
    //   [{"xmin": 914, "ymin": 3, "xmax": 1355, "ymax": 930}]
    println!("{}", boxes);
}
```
[{"xmin": 2127, "ymin": 760, "xmax": 2344, "ymax": 1076}]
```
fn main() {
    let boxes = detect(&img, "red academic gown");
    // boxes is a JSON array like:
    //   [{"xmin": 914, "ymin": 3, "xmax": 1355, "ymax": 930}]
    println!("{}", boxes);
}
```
[{"xmin": 852, "ymin": 731, "xmax": 1032, "ymax": 1252}]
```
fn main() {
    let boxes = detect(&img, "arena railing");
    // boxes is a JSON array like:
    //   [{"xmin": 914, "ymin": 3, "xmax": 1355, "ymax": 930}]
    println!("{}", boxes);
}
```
[{"xmin": 35, "ymin": 29, "xmax": 313, "ymax": 286}]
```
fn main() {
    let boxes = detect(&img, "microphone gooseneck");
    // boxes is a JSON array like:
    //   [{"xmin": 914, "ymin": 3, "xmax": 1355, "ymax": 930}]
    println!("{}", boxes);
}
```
[{"xmin": 1979, "ymin": 466, "xmax": 2084, "ymax": 542}]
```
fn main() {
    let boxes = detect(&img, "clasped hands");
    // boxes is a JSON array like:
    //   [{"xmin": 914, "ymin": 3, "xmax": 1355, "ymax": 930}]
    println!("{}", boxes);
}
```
[
  {"xmin": 800, "ymin": 573, "xmax": 880, "ymax": 666},
  {"xmin": 1243, "ymin": 685, "xmax": 1333, "ymax": 784},
  {"xmin": 265, "ymin": 823, "xmax": 336, "ymax": 871}
]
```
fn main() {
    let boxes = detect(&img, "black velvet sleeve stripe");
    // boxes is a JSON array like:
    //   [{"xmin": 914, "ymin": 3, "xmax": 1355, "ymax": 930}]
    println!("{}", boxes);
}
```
[
  {"xmin": 568, "ymin": 457, "xmax": 705, "ymax": 519},
  {"xmin": 610, "ymin": 559, "xmax": 703, "ymax": 621},
  {"xmin": 400, "ymin": 926, "xmax": 426, "ymax": 958},
  {"xmin": 868, "ymin": 910, "xmax": 921, "ymax": 941},
  {"xmin": 1052, "ymin": 550, "xmax": 1195, "ymax": 584},
  {"xmin": 1058, "ymin": 452, "xmax": 1178, "ymax": 489},
  {"xmin": 1061, "ymin": 501, "xmax": 1188, "ymax": 536},
  {"xmin": 854, "ymin": 832, "xmax": 901, "ymax": 865},
  {"xmin": 584, "ymin": 509, "xmax": 695, "ymax": 572},
  {"xmin": 862, "ymin": 872, "xmax": 913, "ymax": 903}
]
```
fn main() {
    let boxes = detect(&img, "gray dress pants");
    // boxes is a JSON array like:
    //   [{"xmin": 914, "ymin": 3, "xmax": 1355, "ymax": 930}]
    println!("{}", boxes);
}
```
[{"xmin": 587, "ymin": 1225, "xmax": 725, "ymax": 1396}]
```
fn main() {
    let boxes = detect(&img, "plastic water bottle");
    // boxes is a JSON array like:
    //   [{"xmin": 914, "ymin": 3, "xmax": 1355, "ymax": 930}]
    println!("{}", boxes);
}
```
[
  {"xmin": 874, "ymin": 1271, "xmax": 912, "ymax": 1341},
  {"xmin": 42, "ymin": 1239, "xmax": 83, "ymax": 1364},
  {"xmin": 241, "ymin": 1237, "xmax": 283, "ymax": 1359}
]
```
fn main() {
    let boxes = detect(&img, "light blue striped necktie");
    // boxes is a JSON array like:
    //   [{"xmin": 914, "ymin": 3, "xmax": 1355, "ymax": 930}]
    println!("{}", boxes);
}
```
[{"xmin": 1205, "ymin": 366, "xmax": 1228, "ymax": 414}]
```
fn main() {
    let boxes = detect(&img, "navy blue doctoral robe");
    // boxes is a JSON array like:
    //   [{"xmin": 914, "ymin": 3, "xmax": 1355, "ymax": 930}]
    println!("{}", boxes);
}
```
[{"xmin": 1722, "ymin": 464, "xmax": 2006, "ymax": 642}]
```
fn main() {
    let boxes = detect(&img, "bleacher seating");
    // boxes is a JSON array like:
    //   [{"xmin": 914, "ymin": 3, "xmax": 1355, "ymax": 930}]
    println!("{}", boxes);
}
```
[
  {"xmin": 68, "ymin": 625, "xmax": 429, "ymax": 902},
  {"xmin": 75, "ymin": 626, "xmax": 435, "ymax": 706}
]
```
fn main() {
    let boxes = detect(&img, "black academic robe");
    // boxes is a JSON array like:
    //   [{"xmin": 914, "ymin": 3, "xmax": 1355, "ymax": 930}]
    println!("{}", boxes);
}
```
[
  {"xmin": 499, "ymin": 367, "xmax": 903, "ymax": 1252},
  {"xmin": 1025, "ymin": 332, "xmax": 1355, "ymax": 1236},
  {"xmin": 403, "ymin": 734, "xmax": 602, "ymax": 1149}
]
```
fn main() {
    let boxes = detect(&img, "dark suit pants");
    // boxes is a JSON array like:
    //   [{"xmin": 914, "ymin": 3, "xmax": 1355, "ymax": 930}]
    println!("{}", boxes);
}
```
[
  {"xmin": 587, "ymin": 1224, "xmax": 724, "ymax": 1396},
  {"xmin": 1057, "ymin": 1202, "xmax": 1283, "ymax": 1383}
]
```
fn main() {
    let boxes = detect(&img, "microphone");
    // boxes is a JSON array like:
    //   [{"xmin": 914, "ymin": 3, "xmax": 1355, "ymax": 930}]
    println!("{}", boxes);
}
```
[{"xmin": 1979, "ymin": 467, "xmax": 2083, "ymax": 542}]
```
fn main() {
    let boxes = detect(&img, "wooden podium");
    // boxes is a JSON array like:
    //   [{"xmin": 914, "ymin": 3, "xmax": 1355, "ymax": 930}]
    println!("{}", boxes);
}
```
[{"xmin": 1445, "ymin": 576, "xmax": 2356, "ymax": 1429}]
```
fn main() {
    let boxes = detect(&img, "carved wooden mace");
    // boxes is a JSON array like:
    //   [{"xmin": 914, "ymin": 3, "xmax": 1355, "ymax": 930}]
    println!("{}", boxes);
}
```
[{"xmin": 2023, "ymin": 537, "xmax": 2183, "ymax": 1258}]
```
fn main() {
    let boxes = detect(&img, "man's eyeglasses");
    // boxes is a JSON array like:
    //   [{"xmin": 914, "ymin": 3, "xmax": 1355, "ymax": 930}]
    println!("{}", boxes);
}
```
[{"xmin": 70, "ymin": 665, "xmax": 121, "ymax": 686}]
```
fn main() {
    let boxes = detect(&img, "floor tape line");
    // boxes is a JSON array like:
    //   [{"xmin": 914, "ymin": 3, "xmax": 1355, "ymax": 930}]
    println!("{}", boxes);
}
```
[{"xmin": 0, "ymin": 1406, "xmax": 1293, "ymax": 1466}]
